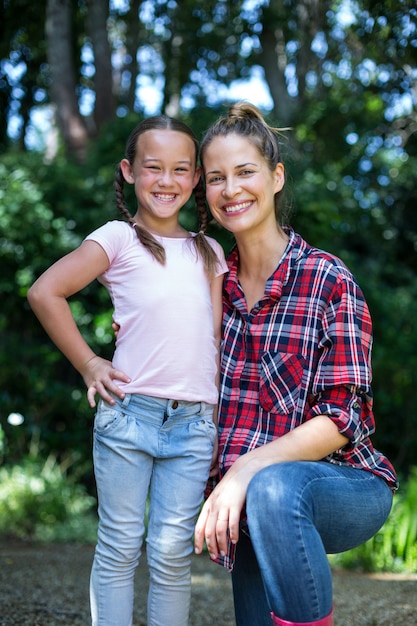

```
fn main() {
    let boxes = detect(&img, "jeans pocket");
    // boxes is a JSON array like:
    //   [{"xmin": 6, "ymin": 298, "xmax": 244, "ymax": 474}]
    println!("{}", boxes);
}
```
[
  {"xmin": 94, "ymin": 400, "xmax": 124, "ymax": 434},
  {"xmin": 191, "ymin": 418, "xmax": 217, "ymax": 445},
  {"xmin": 259, "ymin": 351, "xmax": 305, "ymax": 414}
]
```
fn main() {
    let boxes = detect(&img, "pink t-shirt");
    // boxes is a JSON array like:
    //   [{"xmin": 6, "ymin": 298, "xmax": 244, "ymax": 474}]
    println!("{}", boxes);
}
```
[{"xmin": 85, "ymin": 221, "xmax": 228, "ymax": 404}]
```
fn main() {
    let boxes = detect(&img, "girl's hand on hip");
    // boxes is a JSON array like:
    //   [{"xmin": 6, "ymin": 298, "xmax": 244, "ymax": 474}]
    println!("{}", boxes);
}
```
[{"xmin": 81, "ymin": 356, "xmax": 131, "ymax": 408}]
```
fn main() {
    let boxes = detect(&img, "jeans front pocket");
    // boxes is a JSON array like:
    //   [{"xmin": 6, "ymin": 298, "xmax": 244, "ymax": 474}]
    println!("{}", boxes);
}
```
[
  {"xmin": 94, "ymin": 399, "xmax": 124, "ymax": 434},
  {"xmin": 190, "ymin": 417, "xmax": 217, "ymax": 446},
  {"xmin": 259, "ymin": 351, "xmax": 306, "ymax": 414}
]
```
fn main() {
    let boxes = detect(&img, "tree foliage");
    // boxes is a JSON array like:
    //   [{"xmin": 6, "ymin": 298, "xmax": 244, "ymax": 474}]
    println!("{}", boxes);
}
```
[{"xmin": 0, "ymin": 1, "xmax": 416, "ymax": 480}]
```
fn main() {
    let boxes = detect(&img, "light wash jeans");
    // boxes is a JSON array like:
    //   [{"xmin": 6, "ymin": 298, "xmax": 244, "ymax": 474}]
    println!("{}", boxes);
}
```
[
  {"xmin": 231, "ymin": 461, "xmax": 393, "ymax": 625},
  {"xmin": 89, "ymin": 393, "xmax": 216, "ymax": 626}
]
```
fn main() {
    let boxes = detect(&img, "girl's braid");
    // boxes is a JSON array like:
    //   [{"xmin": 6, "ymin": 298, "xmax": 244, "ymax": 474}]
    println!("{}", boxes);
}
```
[
  {"xmin": 114, "ymin": 164, "xmax": 165, "ymax": 264},
  {"xmin": 191, "ymin": 177, "xmax": 219, "ymax": 277}
]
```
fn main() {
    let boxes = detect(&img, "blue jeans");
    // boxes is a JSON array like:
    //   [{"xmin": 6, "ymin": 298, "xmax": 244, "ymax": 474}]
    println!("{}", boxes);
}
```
[
  {"xmin": 232, "ymin": 461, "xmax": 393, "ymax": 625},
  {"xmin": 89, "ymin": 393, "xmax": 216, "ymax": 626}
]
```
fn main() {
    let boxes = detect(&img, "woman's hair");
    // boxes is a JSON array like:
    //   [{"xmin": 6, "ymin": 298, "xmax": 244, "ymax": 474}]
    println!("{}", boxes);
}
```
[
  {"xmin": 114, "ymin": 115, "xmax": 219, "ymax": 275},
  {"xmin": 200, "ymin": 102, "xmax": 290, "ymax": 224}
]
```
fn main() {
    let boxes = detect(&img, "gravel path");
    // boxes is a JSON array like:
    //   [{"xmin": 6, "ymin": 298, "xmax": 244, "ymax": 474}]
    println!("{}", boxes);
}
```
[{"xmin": 0, "ymin": 541, "xmax": 416, "ymax": 625}]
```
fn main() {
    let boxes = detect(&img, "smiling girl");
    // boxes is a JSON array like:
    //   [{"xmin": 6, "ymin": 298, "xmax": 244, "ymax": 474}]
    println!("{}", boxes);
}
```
[{"xmin": 28, "ymin": 115, "xmax": 228, "ymax": 626}]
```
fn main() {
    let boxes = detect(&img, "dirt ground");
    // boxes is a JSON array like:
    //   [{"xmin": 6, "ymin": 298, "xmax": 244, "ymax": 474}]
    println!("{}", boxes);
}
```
[{"xmin": 0, "ymin": 541, "xmax": 416, "ymax": 625}]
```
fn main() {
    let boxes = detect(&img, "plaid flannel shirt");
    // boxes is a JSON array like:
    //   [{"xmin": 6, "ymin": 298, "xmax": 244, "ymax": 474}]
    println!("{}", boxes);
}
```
[{"xmin": 214, "ymin": 228, "xmax": 397, "ymax": 570}]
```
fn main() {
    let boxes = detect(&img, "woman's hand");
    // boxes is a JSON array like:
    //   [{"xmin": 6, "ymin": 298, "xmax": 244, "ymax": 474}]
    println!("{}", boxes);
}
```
[
  {"xmin": 194, "ymin": 416, "xmax": 349, "ymax": 559},
  {"xmin": 194, "ymin": 455, "xmax": 256, "ymax": 559},
  {"xmin": 81, "ymin": 355, "xmax": 131, "ymax": 408}
]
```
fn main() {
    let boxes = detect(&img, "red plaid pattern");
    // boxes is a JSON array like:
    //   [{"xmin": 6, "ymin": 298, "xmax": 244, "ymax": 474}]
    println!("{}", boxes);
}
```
[{"xmin": 213, "ymin": 229, "xmax": 397, "ymax": 570}]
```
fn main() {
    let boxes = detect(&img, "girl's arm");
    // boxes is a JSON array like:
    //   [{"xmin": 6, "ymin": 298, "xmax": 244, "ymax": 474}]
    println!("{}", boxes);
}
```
[
  {"xmin": 210, "ymin": 273, "xmax": 224, "ymax": 428},
  {"xmin": 208, "ymin": 273, "xmax": 224, "ymax": 476},
  {"xmin": 27, "ymin": 240, "xmax": 131, "ymax": 407},
  {"xmin": 194, "ymin": 415, "xmax": 348, "ymax": 558}
]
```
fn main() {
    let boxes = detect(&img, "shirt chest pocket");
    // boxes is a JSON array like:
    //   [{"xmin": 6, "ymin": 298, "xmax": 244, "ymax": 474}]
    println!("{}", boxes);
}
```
[{"xmin": 259, "ymin": 352, "xmax": 306, "ymax": 414}]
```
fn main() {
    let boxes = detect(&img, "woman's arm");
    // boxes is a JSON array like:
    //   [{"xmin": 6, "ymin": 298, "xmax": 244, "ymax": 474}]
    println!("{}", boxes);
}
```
[
  {"xmin": 27, "ymin": 240, "xmax": 131, "ymax": 407},
  {"xmin": 194, "ymin": 415, "xmax": 348, "ymax": 558}
]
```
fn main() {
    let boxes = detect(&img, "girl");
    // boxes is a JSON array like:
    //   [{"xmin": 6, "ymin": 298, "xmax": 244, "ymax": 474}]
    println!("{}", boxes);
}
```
[
  {"xmin": 28, "ymin": 115, "xmax": 228, "ymax": 626},
  {"xmin": 194, "ymin": 103, "xmax": 397, "ymax": 626}
]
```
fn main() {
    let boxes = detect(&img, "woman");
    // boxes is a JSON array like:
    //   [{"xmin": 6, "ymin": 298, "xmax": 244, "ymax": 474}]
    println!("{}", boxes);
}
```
[{"xmin": 194, "ymin": 102, "xmax": 397, "ymax": 626}]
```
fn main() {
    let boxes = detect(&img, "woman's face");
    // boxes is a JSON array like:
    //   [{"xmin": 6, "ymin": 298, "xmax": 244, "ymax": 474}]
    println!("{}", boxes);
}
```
[{"xmin": 203, "ymin": 133, "xmax": 284, "ymax": 236}]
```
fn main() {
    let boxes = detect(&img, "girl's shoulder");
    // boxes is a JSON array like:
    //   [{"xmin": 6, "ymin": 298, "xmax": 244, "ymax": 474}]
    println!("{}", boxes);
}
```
[
  {"xmin": 85, "ymin": 220, "xmax": 136, "ymax": 263},
  {"xmin": 203, "ymin": 234, "xmax": 227, "ymax": 258},
  {"xmin": 88, "ymin": 219, "xmax": 132, "ymax": 236},
  {"xmin": 86, "ymin": 220, "xmax": 134, "ymax": 244}
]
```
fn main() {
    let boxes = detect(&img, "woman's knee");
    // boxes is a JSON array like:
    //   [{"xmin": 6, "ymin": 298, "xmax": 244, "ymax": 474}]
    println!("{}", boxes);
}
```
[{"xmin": 247, "ymin": 462, "xmax": 304, "ymax": 517}]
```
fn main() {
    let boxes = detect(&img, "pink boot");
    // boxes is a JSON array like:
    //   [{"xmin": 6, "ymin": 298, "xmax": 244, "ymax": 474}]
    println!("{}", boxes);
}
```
[{"xmin": 270, "ymin": 605, "xmax": 334, "ymax": 626}]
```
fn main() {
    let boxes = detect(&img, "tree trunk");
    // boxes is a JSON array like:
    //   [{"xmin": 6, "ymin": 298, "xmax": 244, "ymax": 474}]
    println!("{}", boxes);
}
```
[
  {"xmin": 258, "ymin": 0, "xmax": 296, "ymax": 126},
  {"xmin": 86, "ymin": 0, "xmax": 115, "ymax": 132},
  {"xmin": 45, "ymin": 0, "xmax": 89, "ymax": 161},
  {"xmin": 258, "ymin": 0, "xmax": 328, "ymax": 127},
  {"xmin": 259, "ymin": 23, "xmax": 294, "ymax": 127},
  {"xmin": 124, "ymin": 0, "xmax": 144, "ymax": 112}
]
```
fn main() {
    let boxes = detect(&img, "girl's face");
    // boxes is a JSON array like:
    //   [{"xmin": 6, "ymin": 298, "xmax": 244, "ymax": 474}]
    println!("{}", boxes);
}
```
[
  {"xmin": 203, "ymin": 133, "xmax": 284, "ymax": 237},
  {"xmin": 121, "ymin": 129, "xmax": 201, "ymax": 231}
]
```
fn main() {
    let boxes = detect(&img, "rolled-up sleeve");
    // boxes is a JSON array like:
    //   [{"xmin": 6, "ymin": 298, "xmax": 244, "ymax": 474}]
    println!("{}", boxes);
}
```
[{"xmin": 309, "ymin": 274, "xmax": 376, "ymax": 445}]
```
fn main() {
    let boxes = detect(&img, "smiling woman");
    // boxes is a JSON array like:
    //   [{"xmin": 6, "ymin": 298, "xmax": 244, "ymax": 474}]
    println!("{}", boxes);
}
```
[{"xmin": 194, "ymin": 102, "xmax": 397, "ymax": 626}]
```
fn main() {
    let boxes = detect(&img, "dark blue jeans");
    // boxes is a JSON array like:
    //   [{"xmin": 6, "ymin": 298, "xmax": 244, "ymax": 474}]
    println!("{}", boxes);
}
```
[{"xmin": 231, "ymin": 462, "xmax": 393, "ymax": 625}]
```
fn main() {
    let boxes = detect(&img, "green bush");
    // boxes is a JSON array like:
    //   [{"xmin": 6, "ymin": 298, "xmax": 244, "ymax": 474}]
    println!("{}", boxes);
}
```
[{"xmin": 0, "ymin": 449, "xmax": 97, "ymax": 543}]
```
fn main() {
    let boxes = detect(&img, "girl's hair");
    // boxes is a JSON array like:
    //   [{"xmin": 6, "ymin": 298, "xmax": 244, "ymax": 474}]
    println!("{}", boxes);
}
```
[
  {"xmin": 200, "ymin": 102, "xmax": 290, "ymax": 224},
  {"xmin": 114, "ymin": 115, "xmax": 219, "ymax": 275}
]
